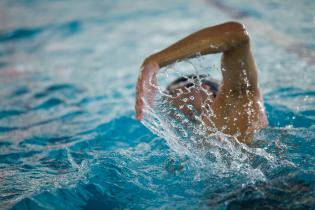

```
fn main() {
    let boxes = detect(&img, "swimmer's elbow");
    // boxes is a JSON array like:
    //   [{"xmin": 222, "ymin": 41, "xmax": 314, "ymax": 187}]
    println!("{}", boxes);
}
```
[
  {"xmin": 224, "ymin": 21, "xmax": 246, "ymax": 31},
  {"xmin": 142, "ymin": 56, "xmax": 156, "ymax": 68},
  {"xmin": 224, "ymin": 21, "xmax": 250, "ymax": 44},
  {"xmin": 143, "ymin": 54, "xmax": 160, "ymax": 66}
]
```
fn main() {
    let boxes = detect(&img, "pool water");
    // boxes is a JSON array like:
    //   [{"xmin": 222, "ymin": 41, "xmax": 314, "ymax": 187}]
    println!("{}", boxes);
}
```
[{"xmin": 0, "ymin": 0, "xmax": 314, "ymax": 209}]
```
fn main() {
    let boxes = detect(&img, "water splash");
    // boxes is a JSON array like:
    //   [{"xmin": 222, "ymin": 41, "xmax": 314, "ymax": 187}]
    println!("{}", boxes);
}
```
[{"xmin": 141, "ymin": 57, "xmax": 280, "ymax": 187}]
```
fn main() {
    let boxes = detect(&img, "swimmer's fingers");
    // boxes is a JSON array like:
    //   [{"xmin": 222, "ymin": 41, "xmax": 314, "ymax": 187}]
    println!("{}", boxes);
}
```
[{"xmin": 135, "ymin": 61, "xmax": 159, "ymax": 120}]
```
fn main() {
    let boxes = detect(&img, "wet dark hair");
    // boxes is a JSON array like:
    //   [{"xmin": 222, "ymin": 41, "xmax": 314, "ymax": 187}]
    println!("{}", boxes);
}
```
[{"xmin": 166, "ymin": 74, "xmax": 220, "ymax": 97}]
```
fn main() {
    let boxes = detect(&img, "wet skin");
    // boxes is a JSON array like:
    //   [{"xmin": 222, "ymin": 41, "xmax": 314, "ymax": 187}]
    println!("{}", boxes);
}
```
[{"xmin": 136, "ymin": 22, "xmax": 268, "ymax": 144}]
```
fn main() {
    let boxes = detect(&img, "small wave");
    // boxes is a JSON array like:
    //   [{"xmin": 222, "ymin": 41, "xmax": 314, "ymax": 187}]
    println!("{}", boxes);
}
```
[
  {"xmin": 10, "ymin": 87, "xmax": 30, "ymax": 97},
  {"xmin": 265, "ymin": 86, "xmax": 315, "ymax": 99},
  {"xmin": 33, "ymin": 83, "xmax": 82, "ymax": 99},
  {"xmin": 0, "ymin": 110, "xmax": 24, "ymax": 119},
  {"xmin": 208, "ymin": 170, "xmax": 315, "ymax": 210},
  {"xmin": 32, "ymin": 98, "xmax": 65, "ymax": 110},
  {"xmin": 265, "ymin": 103, "xmax": 314, "ymax": 128},
  {"xmin": 0, "ymin": 20, "xmax": 82, "ymax": 43},
  {"xmin": 19, "ymin": 135, "xmax": 73, "ymax": 146},
  {"xmin": 0, "ymin": 126, "xmax": 17, "ymax": 133},
  {"xmin": 0, "ymin": 28, "xmax": 43, "ymax": 42}
]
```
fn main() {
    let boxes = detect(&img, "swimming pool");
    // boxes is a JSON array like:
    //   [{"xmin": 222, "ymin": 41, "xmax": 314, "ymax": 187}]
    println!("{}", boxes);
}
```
[{"xmin": 0, "ymin": 0, "xmax": 314, "ymax": 209}]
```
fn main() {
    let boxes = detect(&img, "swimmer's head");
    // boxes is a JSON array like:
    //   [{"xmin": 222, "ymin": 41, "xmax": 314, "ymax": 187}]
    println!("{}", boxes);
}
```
[{"xmin": 165, "ymin": 74, "xmax": 220, "ymax": 120}]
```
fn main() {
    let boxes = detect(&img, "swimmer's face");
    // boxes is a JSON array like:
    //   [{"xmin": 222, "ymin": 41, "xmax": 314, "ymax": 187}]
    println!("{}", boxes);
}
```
[{"xmin": 167, "ymin": 84, "xmax": 215, "ymax": 121}]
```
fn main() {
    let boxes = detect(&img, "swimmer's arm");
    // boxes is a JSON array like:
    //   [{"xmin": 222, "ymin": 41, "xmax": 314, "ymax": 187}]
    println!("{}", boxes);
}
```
[
  {"xmin": 146, "ymin": 21, "xmax": 248, "ymax": 67},
  {"xmin": 136, "ymin": 21, "xmax": 257, "ymax": 120},
  {"xmin": 145, "ymin": 21, "xmax": 257, "ymax": 92}
]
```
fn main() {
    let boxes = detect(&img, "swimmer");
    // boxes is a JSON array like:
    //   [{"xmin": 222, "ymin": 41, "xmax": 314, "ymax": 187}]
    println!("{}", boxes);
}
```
[{"xmin": 135, "ymin": 21, "xmax": 268, "ymax": 144}]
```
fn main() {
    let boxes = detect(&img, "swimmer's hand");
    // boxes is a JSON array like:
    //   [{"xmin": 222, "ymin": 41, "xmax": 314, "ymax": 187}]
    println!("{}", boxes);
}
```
[{"xmin": 135, "ymin": 60, "xmax": 159, "ymax": 120}]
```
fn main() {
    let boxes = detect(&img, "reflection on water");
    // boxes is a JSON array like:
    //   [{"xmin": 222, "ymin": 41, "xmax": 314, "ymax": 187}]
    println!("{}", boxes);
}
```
[{"xmin": 0, "ymin": 0, "xmax": 314, "ymax": 209}]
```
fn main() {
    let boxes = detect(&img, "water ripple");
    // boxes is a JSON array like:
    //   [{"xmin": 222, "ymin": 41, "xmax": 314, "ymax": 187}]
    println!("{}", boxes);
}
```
[
  {"xmin": 32, "ymin": 98, "xmax": 64, "ymax": 110},
  {"xmin": 0, "ymin": 110, "xmax": 24, "ymax": 119},
  {"xmin": 0, "ymin": 20, "xmax": 82, "ymax": 43},
  {"xmin": 0, "ymin": 0, "xmax": 314, "ymax": 209}
]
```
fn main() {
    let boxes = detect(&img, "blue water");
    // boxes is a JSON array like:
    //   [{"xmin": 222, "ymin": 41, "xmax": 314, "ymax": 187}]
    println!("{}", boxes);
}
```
[{"xmin": 0, "ymin": 0, "xmax": 314, "ymax": 209}]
